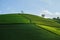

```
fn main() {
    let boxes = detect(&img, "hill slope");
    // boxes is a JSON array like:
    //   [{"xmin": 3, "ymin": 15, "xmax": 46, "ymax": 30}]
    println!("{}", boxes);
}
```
[
  {"xmin": 0, "ymin": 14, "xmax": 29, "ymax": 23},
  {"xmin": 21, "ymin": 14, "xmax": 60, "ymax": 28},
  {"xmin": 0, "ymin": 13, "xmax": 60, "ymax": 40},
  {"xmin": 0, "ymin": 23, "xmax": 60, "ymax": 40}
]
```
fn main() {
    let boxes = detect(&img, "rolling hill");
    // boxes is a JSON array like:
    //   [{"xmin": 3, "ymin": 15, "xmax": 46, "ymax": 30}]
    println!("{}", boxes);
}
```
[
  {"xmin": 21, "ymin": 14, "xmax": 60, "ymax": 28},
  {"xmin": 0, "ymin": 13, "xmax": 60, "ymax": 40}
]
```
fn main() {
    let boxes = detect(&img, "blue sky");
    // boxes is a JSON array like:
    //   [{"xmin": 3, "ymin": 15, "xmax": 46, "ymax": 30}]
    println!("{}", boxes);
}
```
[{"xmin": 0, "ymin": 0, "xmax": 60, "ymax": 18}]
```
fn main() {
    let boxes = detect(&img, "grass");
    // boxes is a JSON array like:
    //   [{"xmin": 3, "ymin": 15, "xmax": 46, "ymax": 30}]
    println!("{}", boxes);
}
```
[
  {"xmin": 0, "ymin": 13, "xmax": 60, "ymax": 40},
  {"xmin": 22, "ymin": 14, "xmax": 60, "ymax": 28},
  {"xmin": 0, "ymin": 23, "xmax": 60, "ymax": 40},
  {"xmin": 0, "ymin": 14, "xmax": 29, "ymax": 23},
  {"xmin": 36, "ymin": 24, "xmax": 60, "ymax": 35}
]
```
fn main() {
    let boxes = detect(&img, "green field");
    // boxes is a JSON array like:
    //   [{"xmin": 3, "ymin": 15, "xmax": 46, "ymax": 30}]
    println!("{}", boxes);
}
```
[
  {"xmin": 21, "ymin": 14, "xmax": 60, "ymax": 28},
  {"xmin": 0, "ymin": 13, "xmax": 60, "ymax": 40}
]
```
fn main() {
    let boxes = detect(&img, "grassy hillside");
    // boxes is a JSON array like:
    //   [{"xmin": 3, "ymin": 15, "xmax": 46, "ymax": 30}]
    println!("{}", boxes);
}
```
[
  {"xmin": 0, "ymin": 13, "xmax": 60, "ymax": 40},
  {"xmin": 0, "ymin": 14, "xmax": 29, "ymax": 23},
  {"xmin": 21, "ymin": 14, "xmax": 60, "ymax": 28},
  {"xmin": 53, "ymin": 18, "xmax": 60, "ymax": 24},
  {"xmin": 0, "ymin": 24, "xmax": 60, "ymax": 40}
]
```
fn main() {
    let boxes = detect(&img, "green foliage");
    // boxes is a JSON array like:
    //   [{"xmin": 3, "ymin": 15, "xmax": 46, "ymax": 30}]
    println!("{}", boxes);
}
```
[{"xmin": 53, "ymin": 17, "xmax": 60, "ymax": 24}]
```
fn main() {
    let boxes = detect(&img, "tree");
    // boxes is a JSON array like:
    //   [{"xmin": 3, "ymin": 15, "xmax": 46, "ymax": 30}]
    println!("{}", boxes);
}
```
[
  {"xmin": 41, "ymin": 14, "xmax": 45, "ymax": 17},
  {"xmin": 21, "ymin": 10, "xmax": 24, "ymax": 14},
  {"xmin": 18, "ymin": 10, "xmax": 24, "ymax": 15},
  {"xmin": 53, "ymin": 17, "xmax": 60, "ymax": 20},
  {"xmin": 53, "ymin": 18, "xmax": 56, "ymax": 20},
  {"xmin": 57, "ymin": 17, "xmax": 60, "ymax": 19}
]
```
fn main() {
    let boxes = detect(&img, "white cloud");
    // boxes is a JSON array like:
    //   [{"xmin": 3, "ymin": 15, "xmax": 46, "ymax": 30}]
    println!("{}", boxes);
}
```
[
  {"xmin": 40, "ymin": 10, "xmax": 53, "ymax": 15},
  {"xmin": 39, "ymin": 10, "xmax": 53, "ymax": 18},
  {"xmin": 55, "ymin": 12, "xmax": 60, "ymax": 15},
  {"xmin": 39, "ymin": 10, "xmax": 60, "ymax": 18},
  {"xmin": 54, "ymin": 12, "xmax": 60, "ymax": 18}
]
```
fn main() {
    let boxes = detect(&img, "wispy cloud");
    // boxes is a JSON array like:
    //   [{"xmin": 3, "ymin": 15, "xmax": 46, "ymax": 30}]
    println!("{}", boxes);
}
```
[
  {"xmin": 40, "ymin": 10, "xmax": 53, "ymax": 15},
  {"xmin": 39, "ymin": 9, "xmax": 60, "ymax": 18}
]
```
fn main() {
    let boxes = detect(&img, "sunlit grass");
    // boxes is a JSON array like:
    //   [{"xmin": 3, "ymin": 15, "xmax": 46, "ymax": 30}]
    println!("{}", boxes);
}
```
[
  {"xmin": 0, "ymin": 14, "xmax": 60, "ymax": 40},
  {"xmin": 0, "ymin": 24, "xmax": 60, "ymax": 40},
  {"xmin": 22, "ymin": 14, "xmax": 60, "ymax": 28},
  {"xmin": 36, "ymin": 24, "xmax": 60, "ymax": 35},
  {"xmin": 0, "ymin": 14, "xmax": 29, "ymax": 23}
]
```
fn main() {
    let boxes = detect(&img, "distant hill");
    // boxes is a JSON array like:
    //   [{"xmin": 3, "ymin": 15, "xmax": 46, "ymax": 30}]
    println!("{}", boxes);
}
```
[{"xmin": 0, "ymin": 13, "xmax": 60, "ymax": 40}]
